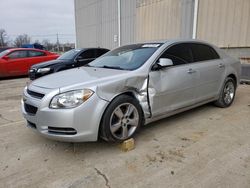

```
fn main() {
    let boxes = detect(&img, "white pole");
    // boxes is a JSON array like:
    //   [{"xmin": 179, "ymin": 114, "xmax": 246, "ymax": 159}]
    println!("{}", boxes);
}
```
[
  {"xmin": 192, "ymin": 0, "xmax": 199, "ymax": 39},
  {"xmin": 118, "ymin": 0, "xmax": 121, "ymax": 46}
]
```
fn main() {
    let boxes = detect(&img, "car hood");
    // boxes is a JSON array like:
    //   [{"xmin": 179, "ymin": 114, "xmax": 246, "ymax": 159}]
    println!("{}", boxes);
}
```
[
  {"xmin": 31, "ymin": 67, "xmax": 130, "ymax": 89},
  {"xmin": 31, "ymin": 59, "xmax": 69, "ymax": 69}
]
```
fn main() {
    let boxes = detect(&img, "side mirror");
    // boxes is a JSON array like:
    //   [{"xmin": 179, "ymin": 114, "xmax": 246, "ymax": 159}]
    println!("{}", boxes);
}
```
[
  {"xmin": 158, "ymin": 58, "xmax": 173, "ymax": 67},
  {"xmin": 2, "ymin": 56, "xmax": 9, "ymax": 61},
  {"xmin": 152, "ymin": 58, "xmax": 173, "ymax": 71},
  {"xmin": 75, "ymin": 56, "xmax": 84, "ymax": 62}
]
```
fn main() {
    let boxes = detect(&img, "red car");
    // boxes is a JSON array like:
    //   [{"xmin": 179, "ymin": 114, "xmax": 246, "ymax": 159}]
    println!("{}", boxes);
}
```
[{"xmin": 0, "ymin": 48, "xmax": 59, "ymax": 78}]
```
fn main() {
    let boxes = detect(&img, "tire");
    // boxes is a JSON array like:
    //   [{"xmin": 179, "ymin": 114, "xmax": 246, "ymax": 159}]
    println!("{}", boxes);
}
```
[
  {"xmin": 214, "ymin": 77, "xmax": 236, "ymax": 108},
  {"xmin": 100, "ymin": 95, "xmax": 143, "ymax": 142}
]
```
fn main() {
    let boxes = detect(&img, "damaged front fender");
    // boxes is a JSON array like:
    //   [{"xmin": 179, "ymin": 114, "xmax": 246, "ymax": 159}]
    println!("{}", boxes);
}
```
[{"xmin": 96, "ymin": 75, "xmax": 152, "ymax": 118}]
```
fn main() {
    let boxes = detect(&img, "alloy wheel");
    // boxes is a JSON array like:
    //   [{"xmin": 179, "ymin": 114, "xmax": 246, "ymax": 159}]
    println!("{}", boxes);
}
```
[
  {"xmin": 109, "ymin": 103, "xmax": 139, "ymax": 140},
  {"xmin": 223, "ymin": 81, "xmax": 235, "ymax": 104}
]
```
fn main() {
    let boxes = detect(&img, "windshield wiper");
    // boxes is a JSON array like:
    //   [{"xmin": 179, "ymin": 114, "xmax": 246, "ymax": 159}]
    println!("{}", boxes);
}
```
[{"xmin": 101, "ymin": 65, "xmax": 125, "ymax": 70}]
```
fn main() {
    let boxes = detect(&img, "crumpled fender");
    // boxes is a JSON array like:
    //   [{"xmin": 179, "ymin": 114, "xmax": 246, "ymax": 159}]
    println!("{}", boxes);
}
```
[{"xmin": 95, "ymin": 75, "xmax": 152, "ymax": 118}]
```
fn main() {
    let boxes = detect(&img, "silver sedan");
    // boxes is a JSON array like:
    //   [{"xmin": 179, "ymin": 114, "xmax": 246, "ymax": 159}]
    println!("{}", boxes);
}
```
[{"xmin": 22, "ymin": 40, "xmax": 240, "ymax": 142}]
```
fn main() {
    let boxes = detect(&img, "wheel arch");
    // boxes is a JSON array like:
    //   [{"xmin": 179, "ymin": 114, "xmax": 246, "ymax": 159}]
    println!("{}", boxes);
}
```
[
  {"xmin": 227, "ymin": 73, "xmax": 237, "ymax": 85},
  {"xmin": 98, "ymin": 91, "xmax": 145, "ymax": 140}
]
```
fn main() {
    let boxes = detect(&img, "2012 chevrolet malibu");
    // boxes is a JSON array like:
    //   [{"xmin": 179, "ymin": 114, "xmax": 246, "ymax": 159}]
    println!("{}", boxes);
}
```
[{"xmin": 21, "ymin": 40, "xmax": 240, "ymax": 142}]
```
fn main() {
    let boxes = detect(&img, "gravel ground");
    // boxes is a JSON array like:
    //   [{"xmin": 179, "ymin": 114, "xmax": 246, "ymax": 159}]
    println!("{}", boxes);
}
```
[{"xmin": 0, "ymin": 77, "xmax": 250, "ymax": 188}]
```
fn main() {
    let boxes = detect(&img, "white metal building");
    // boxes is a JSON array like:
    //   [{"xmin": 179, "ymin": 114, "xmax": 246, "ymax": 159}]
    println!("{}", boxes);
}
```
[{"xmin": 74, "ymin": 0, "xmax": 250, "ymax": 58}]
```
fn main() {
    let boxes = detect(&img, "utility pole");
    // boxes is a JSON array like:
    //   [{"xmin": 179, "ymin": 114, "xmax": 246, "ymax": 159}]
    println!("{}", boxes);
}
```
[{"xmin": 56, "ymin": 33, "xmax": 60, "ymax": 52}]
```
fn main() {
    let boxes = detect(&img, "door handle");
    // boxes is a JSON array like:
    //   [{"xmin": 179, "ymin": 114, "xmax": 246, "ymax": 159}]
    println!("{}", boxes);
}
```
[
  {"xmin": 187, "ymin": 69, "xmax": 196, "ymax": 74},
  {"xmin": 219, "ymin": 63, "xmax": 225, "ymax": 68}
]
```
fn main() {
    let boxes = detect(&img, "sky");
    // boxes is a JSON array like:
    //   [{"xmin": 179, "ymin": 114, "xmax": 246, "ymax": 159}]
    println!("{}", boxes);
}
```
[{"xmin": 0, "ymin": 0, "xmax": 76, "ymax": 44}]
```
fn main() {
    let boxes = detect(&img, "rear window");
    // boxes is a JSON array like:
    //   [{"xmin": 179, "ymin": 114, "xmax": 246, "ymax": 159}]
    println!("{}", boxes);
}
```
[{"xmin": 191, "ymin": 43, "xmax": 220, "ymax": 62}]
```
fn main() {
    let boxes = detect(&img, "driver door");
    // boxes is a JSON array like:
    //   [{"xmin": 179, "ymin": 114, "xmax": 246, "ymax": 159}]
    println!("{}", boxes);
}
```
[
  {"xmin": 148, "ymin": 43, "xmax": 198, "ymax": 117},
  {"xmin": 5, "ymin": 50, "xmax": 29, "ymax": 76}
]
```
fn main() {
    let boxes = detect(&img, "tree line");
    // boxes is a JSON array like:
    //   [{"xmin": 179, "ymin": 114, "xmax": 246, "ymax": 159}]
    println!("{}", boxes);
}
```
[{"xmin": 0, "ymin": 28, "xmax": 74, "ymax": 51}]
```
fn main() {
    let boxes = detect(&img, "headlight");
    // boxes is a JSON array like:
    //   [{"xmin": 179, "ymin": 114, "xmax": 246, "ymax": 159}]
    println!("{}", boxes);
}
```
[
  {"xmin": 50, "ymin": 89, "xmax": 94, "ymax": 109},
  {"xmin": 37, "ymin": 67, "xmax": 51, "ymax": 73}
]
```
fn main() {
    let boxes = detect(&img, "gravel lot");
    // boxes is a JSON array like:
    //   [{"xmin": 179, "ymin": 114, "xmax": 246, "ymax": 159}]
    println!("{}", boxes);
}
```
[{"xmin": 0, "ymin": 77, "xmax": 250, "ymax": 188}]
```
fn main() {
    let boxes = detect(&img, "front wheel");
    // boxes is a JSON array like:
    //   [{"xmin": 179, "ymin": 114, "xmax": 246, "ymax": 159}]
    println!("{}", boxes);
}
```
[
  {"xmin": 214, "ymin": 77, "xmax": 236, "ymax": 108},
  {"xmin": 100, "ymin": 95, "xmax": 143, "ymax": 142}
]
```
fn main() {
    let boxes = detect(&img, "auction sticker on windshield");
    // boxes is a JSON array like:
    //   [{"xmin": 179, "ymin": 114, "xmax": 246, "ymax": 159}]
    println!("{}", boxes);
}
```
[{"xmin": 142, "ymin": 44, "xmax": 161, "ymax": 48}]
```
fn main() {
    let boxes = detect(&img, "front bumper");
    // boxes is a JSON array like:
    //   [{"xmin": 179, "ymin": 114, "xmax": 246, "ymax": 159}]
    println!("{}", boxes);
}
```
[{"xmin": 21, "ymin": 87, "xmax": 109, "ymax": 142}]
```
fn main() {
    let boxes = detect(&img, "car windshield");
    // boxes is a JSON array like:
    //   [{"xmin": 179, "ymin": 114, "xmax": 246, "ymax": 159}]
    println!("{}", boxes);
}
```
[
  {"xmin": 88, "ymin": 43, "xmax": 162, "ymax": 70},
  {"xmin": 0, "ymin": 50, "xmax": 10, "ymax": 58},
  {"xmin": 58, "ymin": 49, "xmax": 81, "ymax": 60}
]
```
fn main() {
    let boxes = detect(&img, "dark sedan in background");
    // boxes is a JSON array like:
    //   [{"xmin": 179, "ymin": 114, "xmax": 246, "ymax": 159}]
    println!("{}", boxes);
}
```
[{"xmin": 29, "ymin": 48, "xmax": 109, "ymax": 80}]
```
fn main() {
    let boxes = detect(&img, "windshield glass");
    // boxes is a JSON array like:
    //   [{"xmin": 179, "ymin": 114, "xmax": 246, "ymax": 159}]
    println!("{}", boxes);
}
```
[
  {"xmin": 58, "ymin": 49, "xmax": 81, "ymax": 60},
  {"xmin": 88, "ymin": 43, "xmax": 162, "ymax": 70},
  {"xmin": 0, "ymin": 50, "xmax": 10, "ymax": 58}
]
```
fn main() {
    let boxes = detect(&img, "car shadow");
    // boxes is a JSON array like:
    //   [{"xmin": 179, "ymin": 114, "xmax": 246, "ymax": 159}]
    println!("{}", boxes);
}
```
[
  {"xmin": 37, "ymin": 103, "xmax": 215, "ymax": 156},
  {"xmin": 0, "ymin": 75, "xmax": 28, "ymax": 81}
]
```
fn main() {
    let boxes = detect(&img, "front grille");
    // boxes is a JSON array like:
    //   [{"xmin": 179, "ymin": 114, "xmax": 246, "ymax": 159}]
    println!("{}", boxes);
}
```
[
  {"xmin": 24, "ymin": 103, "xmax": 38, "ymax": 115},
  {"xmin": 27, "ymin": 121, "xmax": 36, "ymax": 129},
  {"xmin": 48, "ymin": 127, "xmax": 77, "ymax": 135},
  {"xmin": 27, "ymin": 89, "xmax": 45, "ymax": 99}
]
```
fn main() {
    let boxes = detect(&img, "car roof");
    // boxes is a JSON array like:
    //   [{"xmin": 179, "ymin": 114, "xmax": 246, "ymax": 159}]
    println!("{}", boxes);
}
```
[
  {"xmin": 75, "ymin": 47, "xmax": 110, "ymax": 51},
  {"xmin": 7, "ymin": 48, "xmax": 49, "ymax": 52},
  {"xmin": 133, "ymin": 39, "xmax": 215, "ymax": 47}
]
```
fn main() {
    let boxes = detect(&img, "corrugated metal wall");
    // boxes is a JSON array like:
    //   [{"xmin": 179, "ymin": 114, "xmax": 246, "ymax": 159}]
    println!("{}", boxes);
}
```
[
  {"xmin": 197, "ymin": 0, "xmax": 250, "ymax": 48},
  {"xmin": 75, "ymin": 0, "xmax": 136, "ymax": 49},
  {"xmin": 75, "ymin": 0, "xmax": 118, "ymax": 49},
  {"xmin": 75, "ymin": 0, "xmax": 250, "ymax": 49},
  {"xmin": 121, "ymin": 0, "xmax": 136, "ymax": 45},
  {"xmin": 136, "ymin": 0, "xmax": 182, "ymax": 42}
]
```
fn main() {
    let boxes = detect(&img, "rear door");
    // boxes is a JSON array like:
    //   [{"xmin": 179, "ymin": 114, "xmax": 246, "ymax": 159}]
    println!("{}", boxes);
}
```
[
  {"xmin": 6, "ymin": 50, "xmax": 29, "ymax": 76},
  {"xmin": 148, "ymin": 43, "xmax": 198, "ymax": 117},
  {"xmin": 190, "ymin": 43, "xmax": 225, "ymax": 102}
]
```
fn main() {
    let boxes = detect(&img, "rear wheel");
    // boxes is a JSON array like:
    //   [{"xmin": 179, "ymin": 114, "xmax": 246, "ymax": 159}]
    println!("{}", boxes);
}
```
[
  {"xmin": 214, "ymin": 77, "xmax": 236, "ymax": 108},
  {"xmin": 100, "ymin": 95, "xmax": 143, "ymax": 142}
]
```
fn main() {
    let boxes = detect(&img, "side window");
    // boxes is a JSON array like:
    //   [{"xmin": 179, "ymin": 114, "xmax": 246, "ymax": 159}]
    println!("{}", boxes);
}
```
[
  {"xmin": 160, "ymin": 44, "xmax": 193, "ymax": 65},
  {"xmin": 191, "ymin": 44, "xmax": 220, "ymax": 62},
  {"xmin": 8, "ymin": 51, "xmax": 28, "ymax": 59},
  {"xmin": 29, "ymin": 51, "xmax": 46, "ymax": 57},
  {"xmin": 80, "ymin": 50, "xmax": 95, "ymax": 59},
  {"xmin": 96, "ymin": 49, "xmax": 109, "ymax": 57}
]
